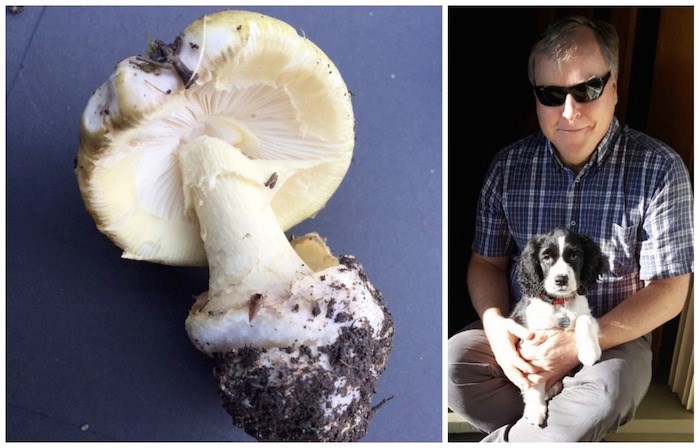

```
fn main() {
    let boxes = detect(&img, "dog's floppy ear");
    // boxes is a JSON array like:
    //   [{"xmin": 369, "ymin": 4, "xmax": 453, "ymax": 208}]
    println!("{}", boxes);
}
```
[
  {"xmin": 518, "ymin": 236, "xmax": 543, "ymax": 296},
  {"xmin": 579, "ymin": 234, "xmax": 609, "ymax": 291}
]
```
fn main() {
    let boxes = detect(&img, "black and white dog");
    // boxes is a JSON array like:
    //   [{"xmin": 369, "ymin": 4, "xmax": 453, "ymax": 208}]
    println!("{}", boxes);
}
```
[{"xmin": 510, "ymin": 227, "xmax": 608, "ymax": 427}]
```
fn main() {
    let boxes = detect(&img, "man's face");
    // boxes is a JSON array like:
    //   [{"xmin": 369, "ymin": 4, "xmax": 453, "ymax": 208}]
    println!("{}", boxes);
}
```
[{"xmin": 533, "ymin": 28, "xmax": 618, "ymax": 172}]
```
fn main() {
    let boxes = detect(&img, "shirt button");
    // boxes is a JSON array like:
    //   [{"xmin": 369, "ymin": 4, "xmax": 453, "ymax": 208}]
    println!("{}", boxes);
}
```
[{"xmin": 570, "ymin": 220, "xmax": 577, "ymax": 228}]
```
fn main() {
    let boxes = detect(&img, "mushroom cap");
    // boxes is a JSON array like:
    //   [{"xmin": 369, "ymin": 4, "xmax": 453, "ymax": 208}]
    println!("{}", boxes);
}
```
[{"xmin": 76, "ymin": 10, "xmax": 355, "ymax": 266}]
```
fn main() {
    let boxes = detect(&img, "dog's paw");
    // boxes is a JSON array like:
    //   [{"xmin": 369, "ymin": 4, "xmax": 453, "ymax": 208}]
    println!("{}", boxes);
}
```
[
  {"xmin": 523, "ymin": 402, "xmax": 548, "ymax": 427},
  {"xmin": 578, "ymin": 342, "xmax": 602, "ymax": 367}
]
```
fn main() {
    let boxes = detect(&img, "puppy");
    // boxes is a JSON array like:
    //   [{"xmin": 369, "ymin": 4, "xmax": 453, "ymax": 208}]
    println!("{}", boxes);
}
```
[{"xmin": 509, "ymin": 227, "xmax": 608, "ymax": 427}]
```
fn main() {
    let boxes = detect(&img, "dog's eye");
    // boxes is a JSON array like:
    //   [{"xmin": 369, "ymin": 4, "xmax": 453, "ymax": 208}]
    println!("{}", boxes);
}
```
[
  {"xmin": 541, "ymin": 253, "xmax": 552, "ymax": 261},
  {"xmin": 570, "ymin": 251, "xmax": 581, "ymax": 261}
]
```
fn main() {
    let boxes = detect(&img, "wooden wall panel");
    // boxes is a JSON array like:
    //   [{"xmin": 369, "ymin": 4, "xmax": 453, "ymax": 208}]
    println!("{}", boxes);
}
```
[{"xmin": 646, "ymin": 7, "xmax": 694, "ymax": 170}]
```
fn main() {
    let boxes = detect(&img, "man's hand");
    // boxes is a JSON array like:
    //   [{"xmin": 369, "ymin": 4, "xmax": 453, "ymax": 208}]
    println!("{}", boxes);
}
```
[
  {"xmin": 519, "ymin": 329, "xmax": 581, "ymax": 390},
  {"xmin": 482, "ymin": 309, "xmax": 538, "ymax": 390}
]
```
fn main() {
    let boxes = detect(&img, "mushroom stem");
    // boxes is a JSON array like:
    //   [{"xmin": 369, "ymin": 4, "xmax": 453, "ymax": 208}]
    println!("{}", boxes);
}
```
[{"xmin": 178, "ymin": 135, "xmax": 311, "ymax": 311}]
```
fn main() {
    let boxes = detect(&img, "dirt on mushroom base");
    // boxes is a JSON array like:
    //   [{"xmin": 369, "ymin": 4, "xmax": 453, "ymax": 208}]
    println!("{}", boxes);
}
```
[{"xmin": 213, "ymin": 256, "xmax": 394, "ymax": 442}]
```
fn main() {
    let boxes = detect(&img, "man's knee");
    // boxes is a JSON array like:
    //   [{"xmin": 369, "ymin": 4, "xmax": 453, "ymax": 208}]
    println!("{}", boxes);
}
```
[
  {"xmin": 561, "ymin": 376, "xmax": 637, "ymax": 441},
  {"xmin": 448, "ymin": 332, "xmax": 524, "ymax": 433},
  {"xmin": 556, "ymin": 340, "xmax": 653, "ymax": 440},
  {"xmin": 598, "ymin": 338, "xmax": 653, "ymax": 410},
  {"xmin": 448, "ymin": 330, "xmax": 490, "ymax": 411},
  {"xmin": 578, "ymin": 374, "xmax": 631, "ymax": 421},
  {"xmin": 448, "ymin": 328, "xmax": 491, "ymax": 363},
  {"xmin": 599, "ymin": 357, "xmax": 651, "ymax": 427},
  {"xmin": 448, "ymin": 330, "xmax": 480, "ymax": 388}
]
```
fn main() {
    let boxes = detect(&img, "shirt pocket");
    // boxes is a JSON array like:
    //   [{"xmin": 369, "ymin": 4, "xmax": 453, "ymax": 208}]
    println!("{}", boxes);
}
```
[{"xmin": 601, "ymin": 223, "xmax": 638, "ymax": 276}]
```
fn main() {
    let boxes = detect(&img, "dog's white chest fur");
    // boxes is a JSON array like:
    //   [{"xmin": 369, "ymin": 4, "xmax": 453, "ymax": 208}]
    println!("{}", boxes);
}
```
[{"xmin": 524, "ymin": 295, "xmax": 589, "ymax": 331}]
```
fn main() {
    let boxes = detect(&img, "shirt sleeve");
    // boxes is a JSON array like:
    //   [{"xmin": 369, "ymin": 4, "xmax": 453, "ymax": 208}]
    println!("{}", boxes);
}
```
[
  {"xmin": 472, "ymin": 151, "xmax": 514, "ymax": 258},
  {"xmin": 639, "ymin": 152, "xmax": 694, "ymax": 280}
]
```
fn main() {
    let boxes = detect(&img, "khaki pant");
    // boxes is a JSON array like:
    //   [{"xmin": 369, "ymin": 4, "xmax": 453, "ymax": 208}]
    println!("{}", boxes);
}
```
[{"xmin": 447, "ymin": 321, "xmax": 652, "ymax": 442}]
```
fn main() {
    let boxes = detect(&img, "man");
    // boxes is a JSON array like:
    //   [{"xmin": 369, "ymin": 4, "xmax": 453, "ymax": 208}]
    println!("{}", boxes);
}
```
[{"xmin": 448, "ymin": 16, "xmax": 693, "ymax": 442}]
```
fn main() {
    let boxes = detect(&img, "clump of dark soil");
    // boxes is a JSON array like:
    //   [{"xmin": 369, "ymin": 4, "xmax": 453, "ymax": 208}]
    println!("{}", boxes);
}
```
[{"xmin": 213, "ymin": 256, "xmax": 393, "ymax": 441}]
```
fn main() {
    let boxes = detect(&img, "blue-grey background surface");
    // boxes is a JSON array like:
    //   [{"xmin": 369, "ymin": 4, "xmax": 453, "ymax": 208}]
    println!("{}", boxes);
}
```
[{"xmin": 6, "ymin": 6, "xmax": 442, "ymax": 442}]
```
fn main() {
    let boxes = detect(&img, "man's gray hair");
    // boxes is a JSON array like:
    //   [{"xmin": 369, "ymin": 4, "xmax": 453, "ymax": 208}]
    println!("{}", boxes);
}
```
[{"xmin": 528, "ymin": 16, "xmax": 619, "ymax": 86}]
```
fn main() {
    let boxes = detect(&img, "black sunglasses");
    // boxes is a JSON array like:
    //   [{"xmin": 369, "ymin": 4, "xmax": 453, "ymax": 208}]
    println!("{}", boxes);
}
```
[{"xmin": 533, "ymin": 71, "xmax": 612, "ymax": 107}]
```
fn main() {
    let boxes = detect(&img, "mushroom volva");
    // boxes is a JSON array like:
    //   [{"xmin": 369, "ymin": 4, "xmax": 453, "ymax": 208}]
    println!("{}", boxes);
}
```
[{"xmin": 75, "ymin": 10, "xmax": 393, "ymax": 442}]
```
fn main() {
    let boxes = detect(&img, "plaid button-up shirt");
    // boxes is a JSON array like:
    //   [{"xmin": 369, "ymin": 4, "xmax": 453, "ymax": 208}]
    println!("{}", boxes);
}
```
[{"xmin": 473, "ymin": 117, "xmax": 694, "ymax": 317}]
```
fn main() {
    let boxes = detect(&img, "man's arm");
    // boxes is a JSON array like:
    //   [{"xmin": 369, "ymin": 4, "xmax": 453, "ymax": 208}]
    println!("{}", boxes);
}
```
[
  {"xmin": 468, "ymin": 253, "xmax": 537, "ymax": 389},
  {"xmin": 598, "ymin": 274, "xmax": 691, "ymax": 351},
  {"xmin": 468, "ymin": 253, "xmax": 511, "ymax": 319}
]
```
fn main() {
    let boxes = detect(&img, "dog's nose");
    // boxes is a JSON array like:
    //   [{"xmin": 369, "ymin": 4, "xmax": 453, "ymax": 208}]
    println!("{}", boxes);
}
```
[{"xmin": 555, "ymin": 275, "xmax": 568, "ymax": 286}]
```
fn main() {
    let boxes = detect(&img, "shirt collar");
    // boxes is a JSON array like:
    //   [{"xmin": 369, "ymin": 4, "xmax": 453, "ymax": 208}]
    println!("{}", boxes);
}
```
[{"xmin": 547, "ymin": 117, "xmax": 622, "ymax": 174}]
